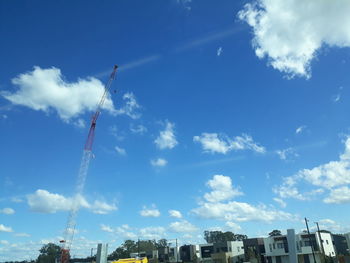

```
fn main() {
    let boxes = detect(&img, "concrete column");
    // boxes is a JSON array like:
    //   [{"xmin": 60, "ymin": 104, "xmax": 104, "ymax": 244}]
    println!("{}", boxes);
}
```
[
  {"xmin": 287, "ymin": 229, "xmax": 297, "ymax": 263},
  {"xmin": 96, "ymin": 243, "xmax": 108, "ymax": 263}
]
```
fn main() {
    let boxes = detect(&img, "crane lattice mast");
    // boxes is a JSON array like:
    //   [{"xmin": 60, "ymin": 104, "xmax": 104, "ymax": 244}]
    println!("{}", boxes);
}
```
[{"xmin": 60, "ymin": 65, "xmax": 118, "ymax": 263}]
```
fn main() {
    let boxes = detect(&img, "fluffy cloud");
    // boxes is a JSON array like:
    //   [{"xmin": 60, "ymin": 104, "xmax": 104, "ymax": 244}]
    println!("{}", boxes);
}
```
[
  {"xmin": 27, "ymin": 189, "xmax": 117, "ymax": 214},
  {"xmin": 154, "ymin": 121, "xmax": 178, "ymax": 150},
  {"xmin": 114, "ymin": 92, "xmax": 141, "ymax": 119},
  {"xmin": 273, "ymin": 198, "xmax": 287, "ymax": 208},
  {"xmin": 276, "ymin": 148, "xmax": 298, "ymax": 160},
  {"xmin": 169, "ymin": 220, "xmax": 198, "ymax": 233},
  {"xmin": 225, "ymin": 221, "xmax": 242, "ymax": 232},
  {"xmin": 115, "ymin": 146, "xmax": 126, "ymax": 156},
  {"xmin": 177, "ymin": 0, "xmax": 192, "ymax": 11},
  {"xmin": 204, "ymin": 175, "xmax": 243, "ymax": 202},
  {"xmin": 1, "ymin": 67, "xmax": 141, "ymax": 122},
  {"xmin": 323, "ymin": 186, "xmax": 350, "ymax": 204},
  {"xmin": 0, "ymin": 224, "xmax": 13, "ymax": 232},
  {"xmin": 140, "ymin": 205, "xmax": 161, "ymax": 217},
  {"xmin": 193, "ymin": 133, "xmax": 265, "ymax": 154},
  {"xmin": 311, "ymin": 219, "xmax": 350, "ymax": 233},
  {"xmin": 139, "ymin": 226, "xmax": 166, "ymax": 240},
  {"xmin": 1, "ymin": 66, "xmax": 115, "ymax": 121},
  {"xmin": 101, "ymin": 224, "xmax": 137, "ymax": 239},
  {"xmin": 217, "ymin": 47, "xmax": 223, "ymax": 56},
  {"xmin": 151, "ymin": 158, "xmax": 168, "ymax": 167},
  {"xmin": 0, "ymin": 208, "xmax": 15, "ymax": 215},
  {"xmin": 168, "ymin": 210, "xmax": 182, "ymax": 218},
  {"xmin": 275, "ymin": 137, "xmax": 350, "ymax": 203},
  {"xmin": 14, "ymin": 233, "xmax": 31, "ymax": 237},
  {"xmin": 192, "ymin": 175, "xmax": 295, "ymax": 223},
  {"xmin": 192, "ymin": 201, "xmax": 295, "ymax": 222},
  {"xmin": 238, "ymin": 0, "xmax": 350, "ymax": 78},
  {"xmin": 296, "ymin": 125, "xmax": 306, "ymax": 134},
  {"xmin": 130, "ymin": 124, "xmax": 147, "ymax": 134}
]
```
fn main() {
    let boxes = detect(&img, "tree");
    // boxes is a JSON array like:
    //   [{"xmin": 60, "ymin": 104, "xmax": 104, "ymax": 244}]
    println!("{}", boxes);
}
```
[
  {"xmin": 268, "ymin": 230, "xmax": 282, "ymax": 237},
  {"xmin": 156, "ymin": 239, "xmax": 167, "ymax": 248},
  {"xmin": 36, "ymin": 243, "xmax": 61, "ymax": 263},
  {"xmin": 108, "ymin": 239, "xmax": 166, "ymax": 260},
  {"xmin": 203, "ymin": 231, "xmax": 247, "ymax": 243}
]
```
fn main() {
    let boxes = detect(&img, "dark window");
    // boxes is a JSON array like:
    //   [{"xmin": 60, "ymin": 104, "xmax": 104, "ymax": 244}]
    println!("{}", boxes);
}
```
[{"xmin": 276, "ymin": 256, "xmax": 282, "ymax": 263}]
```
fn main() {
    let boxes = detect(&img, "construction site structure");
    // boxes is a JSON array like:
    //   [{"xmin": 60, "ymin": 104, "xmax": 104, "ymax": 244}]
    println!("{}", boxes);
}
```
[{"xmin": 60, "ymin": 65, "xmax": 118, "ymax": 263}]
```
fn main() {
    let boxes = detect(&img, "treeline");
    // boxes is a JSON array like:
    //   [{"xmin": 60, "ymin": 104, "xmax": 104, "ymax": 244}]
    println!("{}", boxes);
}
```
[{"xmin": 2, "ymin": 230, "xmax": 249, "ymax": 263}]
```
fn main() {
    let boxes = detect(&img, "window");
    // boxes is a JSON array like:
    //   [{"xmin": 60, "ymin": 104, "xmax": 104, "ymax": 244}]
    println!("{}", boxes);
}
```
[
  {"xmin": 273, "ymin": 244, "xmax": 276, "ymax": 249},
  {"xmin": 269, "ymin": 244, "xmax": 272, "ymax": 252},
  {"xmin": 277, "ymin": 243, "xmax": 284, "ymax": 249},
  {"xmin": 326, "ymin": 240, "xmax": 329, "ymax": 245}
]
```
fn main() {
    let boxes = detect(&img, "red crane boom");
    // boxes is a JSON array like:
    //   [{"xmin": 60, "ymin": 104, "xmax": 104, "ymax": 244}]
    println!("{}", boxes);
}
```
[{"xmin": 60, "ymin": 65, "xmax": 118, "ymax": 263}]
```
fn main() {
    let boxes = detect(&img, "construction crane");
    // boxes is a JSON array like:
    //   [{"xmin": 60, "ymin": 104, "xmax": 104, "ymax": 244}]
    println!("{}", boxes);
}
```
[{"xmin": 60, "ymin": 65, "xmax": 118, "ymax": 263}]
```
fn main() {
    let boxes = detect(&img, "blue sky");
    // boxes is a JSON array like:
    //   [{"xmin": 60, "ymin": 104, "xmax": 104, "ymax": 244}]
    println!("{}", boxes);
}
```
[{"xmin": 2, "ymin": 0, "xmax": 350, "ymax": 261}]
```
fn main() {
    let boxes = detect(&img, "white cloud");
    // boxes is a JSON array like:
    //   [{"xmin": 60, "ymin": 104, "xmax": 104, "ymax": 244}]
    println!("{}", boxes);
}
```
[
  {"xmin": 333, "ymin": 94, "xmax": 341, "ymax": 103},
  {"xmin": 192, "ymin": 175, "xmax": 295, "ymax": 223},
  {"xmin": 217, "ymin": 47, "xmax": 223, "ymax": 56},
  {"xmin": 0, "ymin": 208, "xmax": 15, "ymax": 215},
  {"xmin": 11, "ymin": 197, "xmax": 23, "ymax": 203},
  {"xmin": 169, "ymin": 220, "xmax": 198, "ymax": 233},
  {"xmin": 140, "ymin": 205, "xmax": 161, "ymax": 217},
  {"xmin": 273, "ymin": 198, "xmax": 287, "ymax": 208},
  {"xmin": 139, "ymin": 226, "xmax": 166, "ymax": 240},
  {"xmin": 225, "ymin": 221, "xmax": 242, "ymax": 232},
  {"xmin": 114, "ymin": 92, "xmax": 141, "ymax": 119},
  {"xmin": 323, "ymin": 186, "xmax": 350, "ymax": 204},
  {"xmin": 1, "ymin": 66, "xmax": 116, "ymax": 121},
  {"xmin": 276, "ymin": 147, "xmax": 298, "ymax": 160},
  {"xmin": 130, "ymin": 124, "xmax": 147, "ymax": 134},
  {"xmin": 90, "ymin": 200, "xmax": 117, "ymax": 214},
  {"xmin": 14, "ymin": 233, "xmax": 31, "ymax": 237},
  {"xmin": 313, "ymin": 219, "xmax": 350, "ymax": 233},
  {"xmin": 0, "ymin": 240, "xmax": 9, "ymax": 245},
  {"xmin": 168, "ymin": 210, "xmax": 182, "ymax": 218},
  {"xmin": 0, "ymin": 224, "xmax": 13, "ymax": 232},
  {"xmin": 296, "ymin": 125, "xmax": 306, "ymax": 134},
  {"xmin": 204, "ymin": 175, "xmax": 243, "ymax": 202},
  {"xmin": 100, "ymin": 224, "xmax": 114, "ymax": 233},
  {"xmin": 193, "ymin": 133, "xmax": 265, "ymax": 154},
  {"xmin": 73, "ymin": 118, "xmax": 85, "ymax": 128},
  {"xmin": 177, "ymin": 0, "xmax": 192, "ymax": 11},
  {"xmin": 238, "ymin": 0, "xmax": 350, "ymax": 78},
  {"xmin": 192, "ymin": 201, "xmax": 294, "ymax": 222},
  {"xmin": 100, "ymin": 224, "xmax": 137, "ymax": 239},
  {"xmin": 115, "ymin": 146, "xmax": 126, "ymax": 156},
  {"xmin": 151, "ymin": 158, "xmax": 168, "ymax": 167},
  {"xmin": 27, "ymin": 189, "xmax": 117, "ymax": 214},
  {"xmin": 275, "ymin": 137, "xmax": 350, "ymax": 203},
  {"xmin": 154, "ymin": 121, "xmax": 178, "ymax": 150}
]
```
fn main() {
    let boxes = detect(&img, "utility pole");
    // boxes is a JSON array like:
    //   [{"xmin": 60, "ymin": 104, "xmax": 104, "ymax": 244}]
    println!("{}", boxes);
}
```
[
  {"xmin": 175, "ymin": 239, "xmax": 178, "ymax": 263},
  {"xmin": 315, "ymin": 222, "xmax": 327, "ymax": 263},
  {"xmin": 138, "ymin": 239, "xmax": 140, "ymax": 258},
  {"xmin": 305, "ymin": 218, "xmax": 317, "ymax": 263}
]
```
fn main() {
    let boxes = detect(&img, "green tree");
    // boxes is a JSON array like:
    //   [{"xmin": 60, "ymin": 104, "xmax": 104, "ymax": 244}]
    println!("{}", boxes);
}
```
[
  {"xmin": 268, "ymin": 230, "xmax": 282, "ymax": 237},
  {"xmin": 204, "ymin": 231, "xmax": 248, "ymax": 243},
  {"xmin": 36, "ymin": 243, "xmax": 61, "ymax": 263},
  {"xmin": 156, "ymin": 239, "xmax": 167, "ymax": 248}
]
